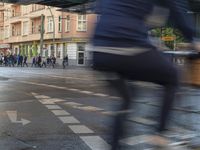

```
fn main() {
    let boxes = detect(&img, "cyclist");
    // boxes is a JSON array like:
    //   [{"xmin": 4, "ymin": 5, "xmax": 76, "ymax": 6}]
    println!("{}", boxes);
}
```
[{"xmin": 92, "ymin": 0, "xmax": 199, "ymax": 149}]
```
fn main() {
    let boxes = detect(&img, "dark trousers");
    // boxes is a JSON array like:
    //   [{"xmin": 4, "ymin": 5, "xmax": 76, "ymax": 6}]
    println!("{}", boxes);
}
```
[{"xmin": 93, "ymin": 49, "xmax": 179, "ymax": 150}]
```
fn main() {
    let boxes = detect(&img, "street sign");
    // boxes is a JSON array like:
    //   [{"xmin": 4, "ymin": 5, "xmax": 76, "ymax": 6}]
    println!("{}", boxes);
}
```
[{"xmin": 161, "ymin": 36, "xmax": 176, "ymax": 41}]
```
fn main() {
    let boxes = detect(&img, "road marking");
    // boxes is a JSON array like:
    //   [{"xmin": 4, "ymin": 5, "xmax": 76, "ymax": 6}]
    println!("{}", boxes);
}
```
[
  {"xmin": 80, "ymin": 136, "xmax": 110, "ymax": 150},
  {"xmin": 58, "ymin": 116, "xmax": 80, "ymax": 124},
  {"xmin": 68, "ymin": 88, "xmax": 81, "ymax": 92},
  {"xmin": 22, "ymin": 81, "xmax": 117, "ymax": 99},
  {"xmin": 69, "ymin": 125, "xmax": 94, "ymax": 134},
  {"xmin": 51, "ymin": 110, "xmax": 70, "ymax": 116},
  {"xmin": 45, "ymin": 105, "xmax": 62, "ymax": 110},
  {"xmin": 120, "ymin": 135, "xmax": 150, "ymax": 146},
  {"xmin": 20, "ymin": 71, "xmax": 91, "ymax": 81},
  {"xmin": 6, "ymin": 111, "xmax": 31, "ymax": 126},
  {"xmin": 93, "ymin": 93, "xmax": 108, "ymax": 97},
  {"xmin": 32, "ymin": 92, "xmax": 111, "ymax": 149},
  {"xmin": 39, "ymin": 100, "xmax": 55, "ymax": 105},
  {"xmin": 35, "ymin": 95, "xmax": 51, "ymax": 99},
  {"xmin": 128, "ymin": 117, "xmax": 157, "ymax": 126},
  {"xmin": 31, "ymin": 92, "xmax": 38, "ymax": 96},
  {"xmin": 79, "ymin": 91, "xmax": 94, "ymax": 94},
  {"xmin": 75, "ymin": 106, "xmax": 104, "ymax": 112},
  {"xmin": 39, "ymin": 98, "xmax": 66, "ymax": 104},
  {"xmin": 64, "ymin": 102, "xmax": 83, "ymax": 107}
]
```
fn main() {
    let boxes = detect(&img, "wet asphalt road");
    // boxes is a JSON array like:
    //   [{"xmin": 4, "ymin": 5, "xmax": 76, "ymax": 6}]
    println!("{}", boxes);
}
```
[{"xmin": 0, "ymin": 67, "xmax": 200, "ymax": 150}]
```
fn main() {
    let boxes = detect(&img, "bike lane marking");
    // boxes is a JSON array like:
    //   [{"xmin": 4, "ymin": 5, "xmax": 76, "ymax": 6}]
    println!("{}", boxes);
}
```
[
  {"xmin": 32, "ymin": 92, "xmax": 110, "ymax": 150},
  {"xmin": 20, "ymin": 81, "xmax": 116, "ymax": 99}
]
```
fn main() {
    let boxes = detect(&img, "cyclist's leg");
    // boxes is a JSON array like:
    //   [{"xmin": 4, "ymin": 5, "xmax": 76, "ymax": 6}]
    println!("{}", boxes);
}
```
[
  {"xmin": 107, "ymin": 78, "xmax": 133, "ymax": 150},
  {"xmin": 93, "ymin": 49, "xmax": 178, "ymax": 149}
]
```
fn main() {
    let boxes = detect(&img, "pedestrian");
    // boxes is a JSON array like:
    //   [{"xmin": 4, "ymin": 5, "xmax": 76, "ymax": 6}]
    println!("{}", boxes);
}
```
[
  {"xmin": 37, "ymin": 55, "xmax": 42, "ymax": 68},
  {"xmin": 13, "ymin": 54, "xmax": 17, "ymax": 66},
  {"xmin": 41, "ymin": 57, "xmax": 47, "ymax": 68},
  {"xmin": 92, "ymin": 0, "xmax": 199, "ymax": 148},
  {"xmin": 23, "ymin": 55, "xmax": 28, "ymax": 67},
  {"xmin": 31, "ymin": 57, "xmax": 36, "ymax": 67},
  {"xmin": 51, "ymin": 55, "xmax": 56, "ymax": 68},
  {"xmin": 4, "ymin": 55, "xmax": 8, "ymax": 66},
  {"xmin": 0, "ymin": 53, "xmax": 3, "ymax": 66},
  {"xmin": 17, "ymin": 54, "xmax": 21, "ymax": 67},
  {"xmin": 62, "ymin": 55, "xmax": 68, "ymax": 69},
  {"xmin": 46, "ymin": 56, "xmax": 51, "ymax": 67},
  {"xmin": 19, "ymin": 55, "xmax": 23, "ymax": 67},
  {"xmin": 9, "ymin": 54, "xmax": 15, "ymax": 67}
]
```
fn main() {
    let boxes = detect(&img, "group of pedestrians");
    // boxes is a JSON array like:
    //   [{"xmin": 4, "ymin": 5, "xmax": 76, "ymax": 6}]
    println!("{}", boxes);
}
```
[
  {"xmin": 0, "ymin": 53, "xmax": 28, "ymax": 67},
  {"xmin": 0, "ymin": 53, "xmax": 61, "ymax": 68},
  {"xmin": 31, "ymin": 55, "xmax": 57, "ymax": 68}
]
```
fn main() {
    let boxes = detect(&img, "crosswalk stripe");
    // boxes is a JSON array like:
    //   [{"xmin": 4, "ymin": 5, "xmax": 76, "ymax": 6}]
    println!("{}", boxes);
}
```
[
  {"xmin": 64, "ymin": 102, "xmax": 83, "ymax": 107},
  {"xmin": 58, "ymin": 116, "xmax": 80, "ymax": 124},
  {"xmin": 51, "ymin": 110, "xmax": 70, "ymax": 116},
  {"xmin": 35, "ymin": 95, "xmax": 51, "ymax": 99},
  {"xmin": 45, "ymin": 105, "xmax": 62, "ymax": 110},
  {"xmin": 69, "ymin": 125, "xmax": 94, "ymax": 134},
  {"xmin": 80, "ymin": 136, "xmax": 110, "ymax": 150},
  {"xmin": 38, "ymin": 97, "xmax": 66, "ymax": 105},
  {"xmin": 75, "ymin": 106, "xmax": 104, "ymax": 112}
]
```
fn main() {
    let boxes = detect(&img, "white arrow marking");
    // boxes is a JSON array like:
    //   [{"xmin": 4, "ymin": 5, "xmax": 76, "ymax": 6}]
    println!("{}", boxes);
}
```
[{"xmin": 6, "ymin": 111, "xmax": 31, "ymax": 126}]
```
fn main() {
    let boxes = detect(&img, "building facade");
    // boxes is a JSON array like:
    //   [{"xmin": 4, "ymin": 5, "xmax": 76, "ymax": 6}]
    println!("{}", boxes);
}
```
[
  {"xmin": 0, "ymin": 3, "xmax": 10, "ymax": 54},
  {"xmin": 2, "ymin": 3, "xmax": 97, "ymax": 66}
]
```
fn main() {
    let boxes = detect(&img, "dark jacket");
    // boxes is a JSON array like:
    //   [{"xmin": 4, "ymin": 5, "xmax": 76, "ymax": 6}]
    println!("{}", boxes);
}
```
[{"xmin": 93, "ymin": 0, "xmax": 196, "ymax": 48}]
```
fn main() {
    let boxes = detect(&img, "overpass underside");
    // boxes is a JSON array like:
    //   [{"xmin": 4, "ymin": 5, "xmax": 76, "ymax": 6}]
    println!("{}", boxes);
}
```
[{"xmin": 0, "ymin": 0, "xmax": 199, "ymax": 11}]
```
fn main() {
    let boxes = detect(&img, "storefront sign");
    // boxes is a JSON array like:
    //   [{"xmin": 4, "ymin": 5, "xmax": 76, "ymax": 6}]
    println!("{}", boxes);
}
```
[
  {"xmin": 161, "ymin": 36, "xmax": 176, "ymax": 41},
  {"xmin": 0, "ymin": 44, "xmax": 10, "ymax": 49}
]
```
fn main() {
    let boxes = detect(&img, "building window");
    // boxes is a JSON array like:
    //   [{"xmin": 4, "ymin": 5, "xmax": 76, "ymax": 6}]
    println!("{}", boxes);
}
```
[
  {"xmin": 11, "ymin": 9, "xmax": 15, "ymax": 17},
  {"xmin": 12, "ymin": 26, "xmax": 15, "ymax": 36},
  {"xmin": 0, "ymin": 28, "xmax": 3, "ymax": 40},
  {"xmin": 22, "ymin": 5, "xmax": 29, "ymax": 15},
  {"xmin": 11, "ymin": 5, "xmax": 21, "ymax": 17},
  {"xmin": 16, "ymin": 25, "xmax": 21, "ymax": 36},
  {"xmin": 23, "ymin": 21, "xmax": 29, "ymax": 35},
  {"xmin": 77, "ymin": 15, "xmax": 87, "ymax": 31},
  {"xmin": 65, "ymin": 15, "xmax": 70, "ymax": 32},
  {"xmin": 31, "ymin": 21, "xmax": 34, "ymax": 34},
  {"xmin": 47, "ymin": 16, "xmax": 54, "ymax": 32},
  {"xmin": 11, "ymin": 23, "xmax": 21, "ymax": 36},
  {"xmin": 4, "ymin": 26, "xmax": 9, "ymax": 39},
  {"xmin": 5, "ymin": 9, "xmax": 10, "ymax": 20},
  {"xmin": 58, "ymin": 16, "xmax": 62, "ymax": 32}
]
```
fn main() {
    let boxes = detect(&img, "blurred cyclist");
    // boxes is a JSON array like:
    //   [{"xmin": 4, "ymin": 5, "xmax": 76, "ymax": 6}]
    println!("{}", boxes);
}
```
[{"xmin": 92, "ymin": 0, "xmax": 199, "ymax": 149}]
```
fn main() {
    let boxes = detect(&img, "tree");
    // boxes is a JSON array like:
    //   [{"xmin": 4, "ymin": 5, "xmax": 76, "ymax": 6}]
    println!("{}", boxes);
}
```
[
  {"xmin": 150, "ymin": 27, "xmax": 186, "ymax": 49},
  {"xmin": 32, "ymin": 43, "xmax": 38, "ymax": 56}
]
